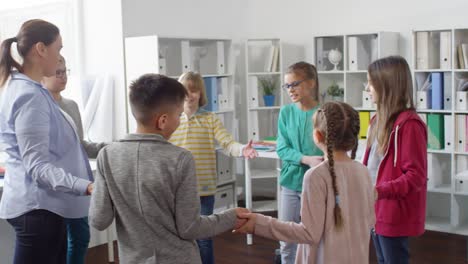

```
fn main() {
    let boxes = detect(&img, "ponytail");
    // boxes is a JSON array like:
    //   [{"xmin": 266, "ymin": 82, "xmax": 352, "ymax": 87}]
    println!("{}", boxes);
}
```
[{"xmin": 0, "ymin": 37, "xmax": 21, "ymax": 87}]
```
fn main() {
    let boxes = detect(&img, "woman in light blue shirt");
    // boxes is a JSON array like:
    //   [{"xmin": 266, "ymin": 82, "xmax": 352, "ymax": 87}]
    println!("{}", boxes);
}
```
[{"xmin": 0, "ymin": 19, "xmax": 93, "ymax": 264}]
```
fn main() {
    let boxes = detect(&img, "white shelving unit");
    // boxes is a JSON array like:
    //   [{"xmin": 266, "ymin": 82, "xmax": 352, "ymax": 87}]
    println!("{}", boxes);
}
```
[
  {"xmin": 412, "ymin": 28, "xmax": 468, "ymax": 236},
  {"xmin": 314, "ymin": 32, "xmax": 399, "ymax": 156},
  {"xmin": 243, "ymin": 39, "xmax": 285, "ymax": 245},
  {"xmin": 123, "ymin": 35, "xmax": 238, "ymax": 211}
]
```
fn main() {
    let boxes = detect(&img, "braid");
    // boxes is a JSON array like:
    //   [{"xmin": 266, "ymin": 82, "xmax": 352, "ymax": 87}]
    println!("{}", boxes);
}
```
[{"xmin": 325, "ymin": 109, "xmax": 344, "ymax": 230}]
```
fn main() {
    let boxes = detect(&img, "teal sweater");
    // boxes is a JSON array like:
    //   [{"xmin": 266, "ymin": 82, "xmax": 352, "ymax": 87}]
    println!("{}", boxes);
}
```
[{"xmin": 276, "ymin": 104, "xmax": 323, "ymax": 191}]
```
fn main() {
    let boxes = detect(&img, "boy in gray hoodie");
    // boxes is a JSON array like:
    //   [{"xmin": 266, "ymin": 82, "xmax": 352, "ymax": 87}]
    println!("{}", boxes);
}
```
[{"xmin": 89, "ymin": 74, "xmax": 247, "ymax": 264}]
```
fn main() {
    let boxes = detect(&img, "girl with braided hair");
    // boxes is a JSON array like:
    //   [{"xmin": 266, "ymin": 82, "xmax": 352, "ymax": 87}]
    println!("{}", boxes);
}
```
[
  {"xmin": 363, "ymin": 56, "xmax": 427, "ymax": 264},
  {"xmin": 234, "ymin": 101, "xmax": 375, "ymax": 264}
]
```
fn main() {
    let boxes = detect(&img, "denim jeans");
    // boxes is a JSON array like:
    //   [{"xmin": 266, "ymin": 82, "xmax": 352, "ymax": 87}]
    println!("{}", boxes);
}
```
[
  {"xmin": 65, "ymin": 217, "xmax": 90, "ymax": 264},
  {"xmin": 279, "ymin": 187, "xmax": 302, "ymax": 264},
  {"xmin": 7, "ymin": 209, "xmax": 67, "ymax": 264},
  {"xmin": 197, "ymin": 195, "xmax": 215, "ymax": 264},
  {"xmin": 371, "ymin": 228, "xmax": 409, "ymax": 264}
]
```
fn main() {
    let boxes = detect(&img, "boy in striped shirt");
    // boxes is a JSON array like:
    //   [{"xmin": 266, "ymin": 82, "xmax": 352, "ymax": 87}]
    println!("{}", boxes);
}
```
[{"xmin": 170, "ymin": 72, "xmax": 257, "ymax": 264}]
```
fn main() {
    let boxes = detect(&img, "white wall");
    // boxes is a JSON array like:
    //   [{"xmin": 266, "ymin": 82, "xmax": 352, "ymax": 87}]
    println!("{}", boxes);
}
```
[{"xmin": 244, "ymin": 0, "xmax": 468, "ymax": 60}]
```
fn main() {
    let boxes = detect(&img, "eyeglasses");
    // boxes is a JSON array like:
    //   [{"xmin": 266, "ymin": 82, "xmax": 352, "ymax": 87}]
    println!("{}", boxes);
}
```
[
  {"xmin": 56, "ymin": 69, "xmax": 70, "ymax": 78},
  {"xmin": 281, "ymin": 79, "xmax": 306, "ymax": 90}
]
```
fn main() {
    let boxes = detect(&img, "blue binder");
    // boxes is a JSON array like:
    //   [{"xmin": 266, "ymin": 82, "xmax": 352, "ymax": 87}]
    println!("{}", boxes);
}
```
[
  {"xmin": 203, "ymin": 77, "xmax": 218, "ymax": 112},
  {"xmin": 431, "ymin": 72, "xmax": 444, "ymax": 110}
]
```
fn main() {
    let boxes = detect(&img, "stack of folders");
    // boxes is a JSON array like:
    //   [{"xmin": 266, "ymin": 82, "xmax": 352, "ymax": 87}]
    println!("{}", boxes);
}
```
[
  {"xmin": 252, "ymin": 141, "xmax": 276, "ymax": 152},
  {"xmin": 203, "ymin": 77, "xmax": 230, "ymax": 112},
  {"xmin": 416, "ymin": 72, "xmax": 445, "ymax": 110}
]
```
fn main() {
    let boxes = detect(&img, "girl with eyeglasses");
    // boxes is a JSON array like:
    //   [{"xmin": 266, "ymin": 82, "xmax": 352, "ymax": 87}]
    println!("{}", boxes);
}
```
[{"xmin": 274, "ymin": 61, "xmax": 324, "ymax": 263}]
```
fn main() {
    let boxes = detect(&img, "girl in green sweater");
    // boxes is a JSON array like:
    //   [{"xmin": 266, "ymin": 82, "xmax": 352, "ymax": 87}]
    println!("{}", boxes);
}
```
[{"xmin": 276, "ymin": 61, "xmax": 324, "ymax": 263}]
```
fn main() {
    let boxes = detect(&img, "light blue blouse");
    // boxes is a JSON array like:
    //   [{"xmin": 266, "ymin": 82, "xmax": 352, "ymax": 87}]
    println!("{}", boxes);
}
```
[{"xmin": 0, "ymin": 72, "xmax": 92, "ymax": 219}]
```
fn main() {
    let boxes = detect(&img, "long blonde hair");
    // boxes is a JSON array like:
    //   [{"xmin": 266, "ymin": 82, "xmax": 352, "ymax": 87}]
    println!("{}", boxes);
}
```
[
  {"xmin": 313, "ymin": 101, "xmax": 360, "ymax": 230},
  {"xmin": 366, "ymin": 56, "xmax": 414, "ymax": 154}
]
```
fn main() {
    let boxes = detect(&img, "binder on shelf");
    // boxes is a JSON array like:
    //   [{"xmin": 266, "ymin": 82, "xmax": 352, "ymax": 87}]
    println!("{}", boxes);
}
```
[
  {"xmin": 463, "ymin": 44, "xmax": 468, "ymax": 69},
  {"xmin": 248, "ymin": 76, "xmax": 259, "ymax": 108},
  {"xmin": 265, "ymin": 45, "xmax": 275, "ymax": 72},
  {"xmin": 456, "ymin": 91, "xmax": 468, "ymax": 110},
  {"xmin": 431, "ymin": 72, "xmax": 444, "ymax": 110},
  {"xmin": 181, "ymin": 41, "xmax": 192, "ymax": 73},
  {"xmin": 348, "ymin": 36, "xmax": 369, "ymax": 71},
  {"xmin": 416, "ymin": 73, "xmax": 432, "ymax": 109},
  {"xmin": 217, "ymin": 78, "xmax": 229, "ymax": 111},
  {"xmin": 249, "ymin": 112, "xmax": 259, "ymax": 141},
  {"xmin": 455, "ymin": 172, "xmax": 468, "ymax": 193},
  {"xmin": 439, "ymin": 31, "xmax": 451, "ymax": 69},
  {"xmin": 362, "ymin": 91, "xmax": 373, "ymax": 108},
  {"xmin": 316, "ymin": 38, "xmax": 325, "ymax": 71},
  {"xmin": 466, "ymin": 115, "xmax": 468, "ymax": 151},
  {"xmin": 427, "ymin": 114, "xmax": 444, "ymax": 150},
  {"xmin": 416, "ymin": 32, "xmax": 430, "ymax": 69},
  {"xmin": 417, "ymin": 91, "xmax": 431, "ymax": 109},
  {"xmin": 203, "ymin": 77, "xmax": 218, "ymax": 111},
  {"xmin": 359, "ymin": 112, "xmax": 370, "ymax": 139},
  {"xmin": 457, "ymin": 115, "xmax": 466, "ymax": 152},
  {"xmin": 216, "ymin": 41, "xmax": 225, "ymax": 74},
  {"xmin": 158, "ymin": 58, "xmax": 167, "ymax": 75},
  {"xmin": 271, "ymin": 46, "xmax": 280, "ymax": 72},
  {"xmin": 458, "ymin": 44, "xmax": 466, "ymax": 69},
  {"xmin": 444, "ymin": 115, "xmax": 453, "ymax": 151}
]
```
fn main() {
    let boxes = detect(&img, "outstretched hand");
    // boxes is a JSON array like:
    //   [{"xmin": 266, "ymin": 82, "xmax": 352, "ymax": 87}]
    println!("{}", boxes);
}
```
[
  {"xmin": 243, "ymin": 140, "xmax": 258, "ymax": 160},
  {"xmin": 232, "ymin": 211, "xmax": 257, "ymax": 234}
]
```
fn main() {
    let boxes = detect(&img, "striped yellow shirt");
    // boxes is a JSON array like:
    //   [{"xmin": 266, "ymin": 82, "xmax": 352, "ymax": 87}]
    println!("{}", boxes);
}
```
[{"xmin": 169, "ymin": 109, "xmax": 243, "ymax": 196}]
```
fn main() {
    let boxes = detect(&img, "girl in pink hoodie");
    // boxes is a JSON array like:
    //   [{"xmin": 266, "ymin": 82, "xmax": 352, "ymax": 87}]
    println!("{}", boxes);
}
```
[
  {"xmin": 363, "ymin": 56, "xmax": 427, "ymax": 264},
  {"xmin": 235, "ymin": 101, "xmax": 375, "ymax": 264}
]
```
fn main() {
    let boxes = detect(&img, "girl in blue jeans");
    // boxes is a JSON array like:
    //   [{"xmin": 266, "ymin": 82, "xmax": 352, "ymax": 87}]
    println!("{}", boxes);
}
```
[{"xmin": 276, "ymin": 62, "xmax": 323, "ymax": 263}]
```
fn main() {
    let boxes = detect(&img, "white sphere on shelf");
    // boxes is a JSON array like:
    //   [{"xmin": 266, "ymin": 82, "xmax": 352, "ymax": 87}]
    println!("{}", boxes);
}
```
[{"xmin": 328, "ymin": 48, "xmax": 342, "ymax": 71}]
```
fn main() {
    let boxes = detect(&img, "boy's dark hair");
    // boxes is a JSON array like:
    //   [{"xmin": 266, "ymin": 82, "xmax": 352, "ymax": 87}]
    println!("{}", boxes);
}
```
[{"xmin": 129, "ymin": 74, "xmax": 187, "ymax": 125}]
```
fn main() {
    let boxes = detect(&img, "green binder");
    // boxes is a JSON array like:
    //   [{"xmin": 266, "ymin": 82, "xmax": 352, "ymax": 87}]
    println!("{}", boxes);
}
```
[{"xmin": 427, "ymin": 114, "xmax": 444, "ymax": 149}]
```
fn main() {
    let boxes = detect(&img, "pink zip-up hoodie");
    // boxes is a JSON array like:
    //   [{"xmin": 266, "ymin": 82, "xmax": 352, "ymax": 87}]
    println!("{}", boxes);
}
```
[{"xmin": 363, "ymin": 110, "xmax": 427, "ymax": 237}]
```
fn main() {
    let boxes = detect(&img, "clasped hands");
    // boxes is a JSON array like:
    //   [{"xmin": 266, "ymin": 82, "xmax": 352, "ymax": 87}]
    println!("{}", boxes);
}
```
[{"xmin": 232, "ymin": 208, "xmax": 258, "ymax": 234}]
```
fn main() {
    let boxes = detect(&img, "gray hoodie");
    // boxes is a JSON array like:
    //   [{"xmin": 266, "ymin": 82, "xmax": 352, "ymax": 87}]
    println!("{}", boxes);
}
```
[{"xmin": 89, "ymin": 133, "xmax": 237, "ymax": 264}]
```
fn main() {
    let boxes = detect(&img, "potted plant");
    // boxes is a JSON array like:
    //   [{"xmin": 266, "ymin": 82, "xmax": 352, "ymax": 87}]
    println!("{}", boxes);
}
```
[
  {"xmin": 258, "ymin": 76, "xmax": 277, "ymax": 106},
  {"xmin": 327, "ymin": 81, "xmax": 344, "ymax": 101}
]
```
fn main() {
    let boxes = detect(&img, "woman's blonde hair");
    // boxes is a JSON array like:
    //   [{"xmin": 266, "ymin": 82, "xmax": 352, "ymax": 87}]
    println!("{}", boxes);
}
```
[
  {"xmin": 313, "ymin": 101, "xmax": 360, "ymax": 230},
  {"xmin": 366, "ymin": 56, "xmax": 414, "ymax": 154},
  {"xmin": 178, "ymin": 71, "xmax": 207, "ymax": 107}
]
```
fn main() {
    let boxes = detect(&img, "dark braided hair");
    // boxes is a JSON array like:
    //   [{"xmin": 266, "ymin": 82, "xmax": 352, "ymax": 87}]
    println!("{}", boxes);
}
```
[{"xmin": 313, "ymin": 101, "xmax": 360, "ymax": 230}]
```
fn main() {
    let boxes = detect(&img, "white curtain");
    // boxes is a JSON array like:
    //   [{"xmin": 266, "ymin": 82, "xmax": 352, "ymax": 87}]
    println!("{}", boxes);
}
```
[{"xmin": 82, "ymin": 75, "xmax": 114, "ymax": 142}]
